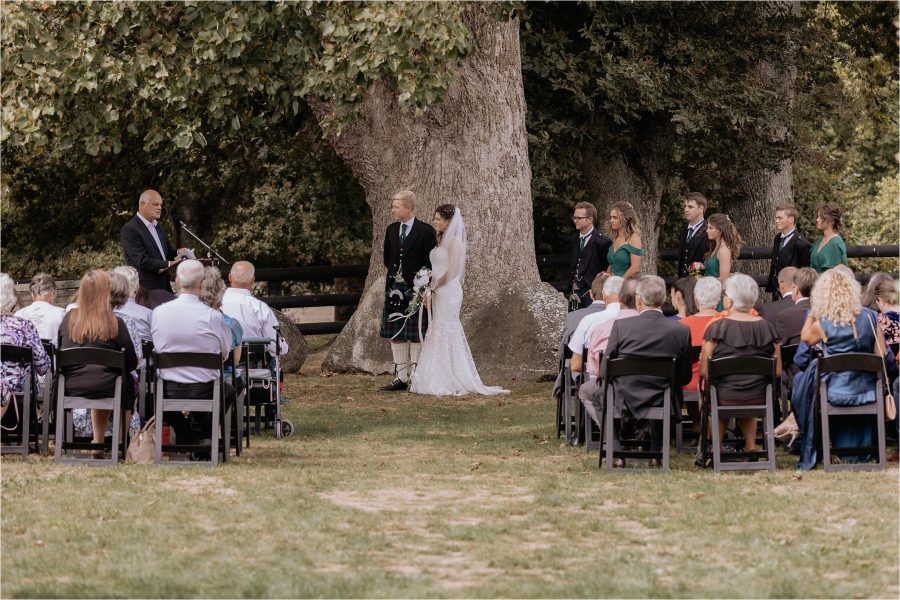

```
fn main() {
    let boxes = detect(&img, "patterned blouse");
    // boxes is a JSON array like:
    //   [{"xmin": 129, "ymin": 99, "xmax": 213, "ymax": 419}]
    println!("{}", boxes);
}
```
[
  {"xmin": 1, "ymin": 314, "xmax": 51, "ymax": 406},
  {"xmin": 878, "ymin": 310, "xmax": 900, "ymax": 346}
]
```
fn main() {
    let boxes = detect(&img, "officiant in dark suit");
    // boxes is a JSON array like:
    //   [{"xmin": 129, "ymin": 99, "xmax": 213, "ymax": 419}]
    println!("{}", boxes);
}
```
[
  {"xmin": 121, "ymin": 189, "xmax": 184, "ymax": 294},
  {"xmin": 765, "ymin": 204, "xmax": 811, "ymax": 299},
  {"xmin": 567, "ymin": 202, "xmax": 612, "ymax": 311},
  {"xmin": 379, "ymin": 190, "xmax": 437, "ymax": 392},
  {"xmin": 677, "ymin": 192, "xmax": 709, "ymax": 278}
]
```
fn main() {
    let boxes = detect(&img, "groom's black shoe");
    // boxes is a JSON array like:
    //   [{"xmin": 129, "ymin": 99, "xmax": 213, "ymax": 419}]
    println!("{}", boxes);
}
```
[{"xmin": 379, "ymin": 379, "xmax": 408, "ymax": 392}]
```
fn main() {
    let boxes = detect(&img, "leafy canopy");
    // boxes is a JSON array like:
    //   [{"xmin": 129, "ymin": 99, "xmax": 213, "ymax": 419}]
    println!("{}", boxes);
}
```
[{"xmin": 1, "ymin": 1, "xmax": 472, "ymax": 154}]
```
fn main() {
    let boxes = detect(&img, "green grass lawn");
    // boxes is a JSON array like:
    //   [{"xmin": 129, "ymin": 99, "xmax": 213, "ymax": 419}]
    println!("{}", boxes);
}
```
[{"xmin": 2, "ymin": 371, "xmax": 898, "ymax": 598}]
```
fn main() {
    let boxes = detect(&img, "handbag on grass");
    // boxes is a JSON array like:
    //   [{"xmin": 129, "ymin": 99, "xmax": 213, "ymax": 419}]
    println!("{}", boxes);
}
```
[
  {"xmin": 866, "ymin": 314, "xmax": 896, "ymax": 421},
  {"xmin": 125, "ymin": 416, "xmax": 156, "ymax": 464}
]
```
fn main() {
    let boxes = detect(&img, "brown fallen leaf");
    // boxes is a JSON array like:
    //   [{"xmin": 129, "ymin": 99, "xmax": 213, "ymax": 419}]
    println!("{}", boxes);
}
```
[
  {"xmin": 792, "ymin": 472, "xmax": 803, "ymax": 481},
  {"xmin": 470, "ymin": 462, "xmax": 483, "ymax": 471},
  {"xmin": 688, "ymin": 492, "xmax": 705, "ymax": 500}
]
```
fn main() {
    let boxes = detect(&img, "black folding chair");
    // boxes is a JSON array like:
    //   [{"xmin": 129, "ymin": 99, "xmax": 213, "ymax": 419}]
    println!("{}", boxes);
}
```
[
  {"xmin": 583, "ymin": 350, "xmax": 603, "ymax": 453},
  {"xmin": 38, "ymin": 339, "xmax": 56, "ymax": 455},
  {"xmin": 138, "ymin": 340, "xmax": 155, "ymax": 421},
  {"xmin": 599, "ymin": 357, "xmax": 677, "ymax": 472},
  {"xmin": 0, "ymin": 344, "xmax": 37, "ymax": 459},
  {"xmin": 675, "ymin": 345, "xmax": 703, "ymax": 454},
  {"xmin": 817, "ymin": 353, "xmax": 886, "ymax": 472},
  {"xmin": 153, "ymin": 352, "xmax": 229, "ymax": 467},
  {"xmin": 708, "ymin": 356, "xmax": 777, "ymax": 473},
  {"xmin": 54, "ymin": 347, "xmax": 126, "ymax": 466}
]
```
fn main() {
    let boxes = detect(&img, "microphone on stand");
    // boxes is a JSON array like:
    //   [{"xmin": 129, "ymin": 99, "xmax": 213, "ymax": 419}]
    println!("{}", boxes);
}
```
[{"xmin": 177, "ymin": 220, "xmax": 231, "ymax": 266}]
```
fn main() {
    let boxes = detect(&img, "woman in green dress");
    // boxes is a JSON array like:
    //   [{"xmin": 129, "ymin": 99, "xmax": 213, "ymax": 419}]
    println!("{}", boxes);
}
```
[
  {"xmin": 704, "ymin": 213, "xmax": 743, "ymax": 309},
  {"xmin": 810, "ymin": 203, "xmax": 849, "ymax": 273},
  {"xmin": 605, "ymin": 201, "xmax": 643, "ymax": 277}
]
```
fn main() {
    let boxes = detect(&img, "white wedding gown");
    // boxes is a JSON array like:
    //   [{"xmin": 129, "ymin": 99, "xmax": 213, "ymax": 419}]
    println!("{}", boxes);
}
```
[{"xmin": 409, "ymin": 224, "xmax": 508, "ymax": 396}]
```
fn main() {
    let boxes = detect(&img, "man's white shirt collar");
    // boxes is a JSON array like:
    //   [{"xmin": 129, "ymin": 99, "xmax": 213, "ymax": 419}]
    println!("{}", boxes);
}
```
[
  {"xmin": 136, "ymin": 212, "xmax": 157, "ymax": 227},
  {"xmin": 580, "ymin": 227, "xmax": 595, "ymax": 240}
]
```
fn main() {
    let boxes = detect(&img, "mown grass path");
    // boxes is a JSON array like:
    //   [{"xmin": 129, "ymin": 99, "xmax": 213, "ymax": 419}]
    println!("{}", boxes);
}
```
[{"xmin": 2, "ymin": 370, "xmax": 898, "ymax": 598}]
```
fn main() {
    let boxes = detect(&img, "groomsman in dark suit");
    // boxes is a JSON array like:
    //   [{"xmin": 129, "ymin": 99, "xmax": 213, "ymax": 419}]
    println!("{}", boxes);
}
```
[
  {"xmin": 121, "ymin": 190, "xmax": 185, "ymax": 294},
  {"xmin": 379, "ymin": 190, "xmax": 437, "ymax": 392},
  {"xmin": 602, "ymin": 275, "xmax": 692, "ymax": 467},
  {"xmin": 766, "ymin": 204, "xmax": 811, "ymax": 299},
  {"xmin": 677, "ymin": 192, "xmax": 709, "ymax": 278},
  {"xmin": 567, "ymin": 202, "xmax": 612, "ymax": 311}
]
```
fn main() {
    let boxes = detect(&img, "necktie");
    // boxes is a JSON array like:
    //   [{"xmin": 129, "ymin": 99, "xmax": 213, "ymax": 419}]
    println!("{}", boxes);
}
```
[
  {"xmin": 779, "ymin": 236, "xmax": 786, "ymax": 251},
  {"xmin": 686, "ymin": 226, "xmax": 695, "ymax": 242},
  {"xmin": 400, "ymin": 223, "xmax": 408, "ymax": 246},
  {"xmin": 579, "ymin": 236, "xmax": 586, "ymax": 252}
]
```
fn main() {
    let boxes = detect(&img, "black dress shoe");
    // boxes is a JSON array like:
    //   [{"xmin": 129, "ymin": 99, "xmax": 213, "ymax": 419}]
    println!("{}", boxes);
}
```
[
  {"xmin": 379, "ymin": 379, "xmax": 408, "ymax": 392},
  {"xmin": 613, "ymin": 458, "xmax": 626, "ymax": 468}
]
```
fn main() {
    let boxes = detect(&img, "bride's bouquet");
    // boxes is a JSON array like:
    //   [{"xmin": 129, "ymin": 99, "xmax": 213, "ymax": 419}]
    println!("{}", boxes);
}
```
[{"xmin": 404, "ymin": 267, "xmax": 432, "ymax": 317}]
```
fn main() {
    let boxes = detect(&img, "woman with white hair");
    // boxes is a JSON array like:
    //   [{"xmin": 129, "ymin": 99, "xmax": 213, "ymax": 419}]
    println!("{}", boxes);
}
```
[
  {"xmin": 700, "ymin": 273, "xmax": 781, "ymax": 455},
  {"xmin": 678, "ymin": 277, "xmax": 722, "ymax": 435},
  {"xmin": 790, "ymin": 267, "xmax": 887, "ymax": 469},
  {"xmin": 0, "ymin": 273, "xmax": 50, "ymax": 419}
]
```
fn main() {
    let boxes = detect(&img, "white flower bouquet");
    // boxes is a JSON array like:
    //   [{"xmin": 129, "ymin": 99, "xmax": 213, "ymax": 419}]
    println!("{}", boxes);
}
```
[{"xmin": 404, "ymin": 267, "xmax": 432, "ymax": 317}]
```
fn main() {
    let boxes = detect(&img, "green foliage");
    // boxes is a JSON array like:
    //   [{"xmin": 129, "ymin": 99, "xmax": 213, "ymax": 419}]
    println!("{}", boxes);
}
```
[{"xmin": 1, "ymin": 1, "xmax": 473, "ymax": 153}]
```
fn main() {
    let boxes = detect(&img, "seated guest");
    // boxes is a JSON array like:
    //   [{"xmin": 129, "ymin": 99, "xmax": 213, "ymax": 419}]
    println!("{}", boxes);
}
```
[
  {"xmin": 862, "ymin": 273, "xmax": 899, "ymax": 347},
  {"xmin": 200, "ymin": 267, "xmax": 243, "ymax": 385},
  {"xmin": 791, "ymin": 266, "xmax": 886, "ymax": 470},
  {"xmin": 152, "ymin": 260, "xmax": 233, "ymax": 447},
  {"xmin": 112, "ymin": 266, "xmax": 153, "ymax": 341},
  {"xmin": 776, "ymin": 268, "xmax": 817, "ymax": 345},
  {"xmin": 568, "ymin": 276, "xmax": 623, "ymax": 370},
  {"xmin": 552, "ymin": 272, "xmax": 608, "ymax": 404},
  {"xmin": 774, "ymin": 268, "xmax": 817, "ymax": 411},
  {"xmin": 809, "ymin": 203, "xmax": 849, "ymax": 273},
  {"xmin": 759, "ymin": 266, "xmax": 798, "ymax": 325},
  {"xmin": 602, "ymin": 275, "xmax": 692, "ymax": 466},
  {"xmin": 15, "ymin": 273, "xmax": 66, "ymax": 343},
  {"xmin": 222, "ymin": 261, "xmax": 288, "ymax": 358},
  {"xmin": 677, "ymin": 277, "xmax": 722, "ymax": 433},
  {"xmin": 108, "ymin": 271, "xmax": 143, "ymax": 363},
  {"xmin": 670, "ymin": 277, "xmax": 698, "ymax": 320},
  {"xmin": 0, "ymin": 273, "xmax": 51, "ymax": 419},
  {"xmin": 578, "ymin": 276, "xmax": 640, "ymax": 427},
  {"xmin": 700, "ymin": 274, "xmax": 781, "ymax": 454},
  {"xmin": 58, "ymin": 270, "xmax": 138, "ymax": 456}
]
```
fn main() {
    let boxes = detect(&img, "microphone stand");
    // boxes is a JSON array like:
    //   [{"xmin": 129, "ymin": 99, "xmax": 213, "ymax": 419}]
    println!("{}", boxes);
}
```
[{"xmin": 178, "ymin": 221, "xmax": 230, "ymax": 266}]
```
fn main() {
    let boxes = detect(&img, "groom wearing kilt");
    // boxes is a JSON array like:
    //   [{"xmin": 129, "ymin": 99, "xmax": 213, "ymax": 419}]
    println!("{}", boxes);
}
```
[{"xmin": 379, "ymin": 190, "xmax": 437, "ymax": 391}]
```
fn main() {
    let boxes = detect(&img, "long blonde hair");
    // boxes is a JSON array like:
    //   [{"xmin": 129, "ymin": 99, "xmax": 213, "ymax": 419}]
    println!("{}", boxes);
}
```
[
  {"xmin": 810, "ymin": 267, "xmax": 861, "ymax": 327},
  {"xmin": 68, "ymin": 270, "xmax": 119, "ymax": 344}
]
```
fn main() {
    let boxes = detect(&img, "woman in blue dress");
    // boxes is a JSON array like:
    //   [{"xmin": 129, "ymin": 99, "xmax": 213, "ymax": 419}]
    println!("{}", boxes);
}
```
[
  {"xmin": 791, "ymin": 266, "xmax": 888, "ymax": 469},
  {"xmin": 605, "ymin": 201, "xmax": 643, "ymax": 277}
]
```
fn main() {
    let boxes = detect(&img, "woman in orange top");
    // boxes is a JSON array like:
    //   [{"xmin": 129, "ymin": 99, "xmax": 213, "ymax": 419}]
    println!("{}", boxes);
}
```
[{"xmin": 677, "ymin": 277, "xmax": 722, "ymax": 433}]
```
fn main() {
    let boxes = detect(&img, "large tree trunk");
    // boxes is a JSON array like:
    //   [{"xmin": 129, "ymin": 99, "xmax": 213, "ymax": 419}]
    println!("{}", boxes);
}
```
[
  {"xmin": 314, "ymin": 10, "xmax": 565, "ymax": 378},
  {"xmin": 723, "ymin": 160, "xmax": 794, "ymax": 276},
  {"xmin": 722, "ymin": 1, "xmax": 797, "ymax": 278},
  {"xmin": 582, "ymin": 117, "xmax": 674, "ymax": 274}
]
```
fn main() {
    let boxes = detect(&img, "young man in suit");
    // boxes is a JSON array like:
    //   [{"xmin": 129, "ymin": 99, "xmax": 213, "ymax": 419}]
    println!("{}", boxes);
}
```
[
  {"xmin": 602, "ymin": 275, "xmax": 692, "ymax": 467},
  {"xmin": 121, "ymin": 190, "xmax": 185, "ymax": 294},
  {"xmin": 567, "ymin": 202, "xmax": 612, "ymax": 311},
  {"xmin": 766, "ymin": 204, "xmax": 811, "ymax": 299},
  {"xmin": 776, "ymin": 268, "xmax": 817, "ymax": 345},
  {"xmin": 379, "ymin": 190, "xmax": 437, "ymax": 392},
  {"xmin": 677, "ymin": 192, "xmax": 709, "ymax": 278}
]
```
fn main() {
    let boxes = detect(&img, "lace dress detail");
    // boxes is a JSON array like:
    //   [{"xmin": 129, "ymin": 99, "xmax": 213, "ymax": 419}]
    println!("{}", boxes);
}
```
[{"xmin": 409, "ymin": 215, "xmax": 508, "ymax": 396}]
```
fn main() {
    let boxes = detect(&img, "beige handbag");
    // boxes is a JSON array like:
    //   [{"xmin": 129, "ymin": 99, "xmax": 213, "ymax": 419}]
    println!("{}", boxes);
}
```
[
  {"xmin": 125, "ymin": 416, "xmax": 157, "ymax": 464},
  {"xmin": 866, "ymin": 314, "xmax": 896, "ymax": 421}
]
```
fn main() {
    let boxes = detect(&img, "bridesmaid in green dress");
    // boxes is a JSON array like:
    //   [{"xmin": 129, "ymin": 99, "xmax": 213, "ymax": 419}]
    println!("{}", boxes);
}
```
[
  {"xmin": 703, "ymin": 213, "xmax": 744, "ymax": 310},
  {"xmin": 810, "ymin": 203, "xmax": 849, "ymax": 273},
  {"xmin": 605, "ymin": 201, "xmax": 643, "ymax": 277}
]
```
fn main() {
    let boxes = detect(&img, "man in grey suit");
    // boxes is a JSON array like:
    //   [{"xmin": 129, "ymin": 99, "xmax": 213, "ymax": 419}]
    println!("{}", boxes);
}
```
[{"xmin": 603, "ymin": 275, "xmax": 692, "ymax": 467}]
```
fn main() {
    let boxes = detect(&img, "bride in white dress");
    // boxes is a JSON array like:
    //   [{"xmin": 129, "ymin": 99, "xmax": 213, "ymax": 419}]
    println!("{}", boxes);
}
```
[{"xmin": 409, "ymin": 204, "xmax": 508, "ymax": 396}]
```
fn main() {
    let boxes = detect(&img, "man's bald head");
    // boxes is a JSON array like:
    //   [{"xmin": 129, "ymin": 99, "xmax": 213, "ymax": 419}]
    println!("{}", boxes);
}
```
[
  {"xmin": 778, "ymin": 266, "xmax": 798, "ymax": 296},
  {"xmin": 229, "ymin": 261, "xmax": 255, "ymax": 288},
  {"xmin": 138, "ymin": 189, "xmax": 163, "ymax": 221}
]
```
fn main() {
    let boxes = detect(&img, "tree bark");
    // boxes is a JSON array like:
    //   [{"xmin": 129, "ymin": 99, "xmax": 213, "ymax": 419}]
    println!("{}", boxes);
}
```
[
  {"xmin": 312, "ymin": 9, "xmax": 565, "ymax": 378},
  {"xmin": 582, "ymin": 117, "xmax": 675, "ymax": 274}
]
